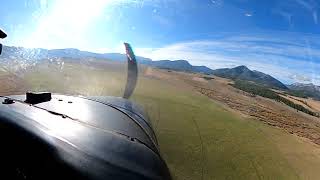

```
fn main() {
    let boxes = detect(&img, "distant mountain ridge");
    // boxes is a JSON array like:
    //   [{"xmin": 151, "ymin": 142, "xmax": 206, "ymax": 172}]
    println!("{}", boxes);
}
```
[
  {"xmin": 288, "ymin": 83, "xmax": 320, "ymax": 92},
  {"xmin": 3, "ymin": 45, "xmax": 317, "ymax": 91},
  {"xmin": 143, "ymin": 60, "xmax": 214, "ymax": 74},
  {"xmin": 212, "ymin": 65, "xmax": 288, "ymax": 89},
  {"xmin": 1, "ymin": 46, "xmax": 152, "ymax": 63},
  {"xmin": 287, "ymin": 83, "xmax": 320, "ymax": 100},
  {"xmin": 1, "ymin": 46, "xmax": 215, "ymax": 75}
]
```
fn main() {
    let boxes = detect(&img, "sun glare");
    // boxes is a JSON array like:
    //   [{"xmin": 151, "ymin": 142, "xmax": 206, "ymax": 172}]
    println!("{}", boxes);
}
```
[{"xmin": 24, "ymin": 0, "xmax": 125, "ymax": 49}]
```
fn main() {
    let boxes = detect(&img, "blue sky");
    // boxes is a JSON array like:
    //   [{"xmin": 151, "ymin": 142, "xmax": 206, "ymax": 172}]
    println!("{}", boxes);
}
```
[{"xmin": 1, "ymin": 0, "xmax": 320, "ymax": 85}]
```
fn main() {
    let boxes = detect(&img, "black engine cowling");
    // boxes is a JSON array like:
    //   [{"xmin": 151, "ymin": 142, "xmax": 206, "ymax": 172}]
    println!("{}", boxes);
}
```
[{"xmin": 0, "ymin": 94, "xmax": 171, "ymax": 180}]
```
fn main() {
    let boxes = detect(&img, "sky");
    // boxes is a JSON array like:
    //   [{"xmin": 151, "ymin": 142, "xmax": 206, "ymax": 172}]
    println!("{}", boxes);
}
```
[{"xmin": 0, "ymin": 0, "xmax": 320, "ymax": 85}]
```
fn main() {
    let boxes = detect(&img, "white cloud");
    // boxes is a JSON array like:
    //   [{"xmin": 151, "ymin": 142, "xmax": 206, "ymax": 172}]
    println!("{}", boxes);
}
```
[
  {"xmin": 152, "ymin": 15, "xmax": 173, "ymax": 28},
  {"xmin": 313, "ymin": 11, "xmax": 318, "ymax": 24},
  {"xmin": 90, "ymin": 43, "xmax": 124, "ymax": 54},
  {"xmin": 295, "ymin": 0, "xmax": 319, "ymax": 24}
]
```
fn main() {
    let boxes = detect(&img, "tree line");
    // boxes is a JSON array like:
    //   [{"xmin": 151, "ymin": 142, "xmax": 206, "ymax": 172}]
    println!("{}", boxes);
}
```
[{"xmin": 232, "ymin": 80, "xmax": 319, "ymax": 118}]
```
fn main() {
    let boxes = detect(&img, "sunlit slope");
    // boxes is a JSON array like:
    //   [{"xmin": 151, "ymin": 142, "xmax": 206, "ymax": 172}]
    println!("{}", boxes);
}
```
[{"xmin": 16, "ymin": 60, "xmax": 320, "ymax": 180}]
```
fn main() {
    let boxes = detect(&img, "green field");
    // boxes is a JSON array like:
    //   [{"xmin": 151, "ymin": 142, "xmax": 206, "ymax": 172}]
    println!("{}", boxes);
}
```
[{"xmin": 20, "ymin": 61, "xmax": 320, "ymax": 180}]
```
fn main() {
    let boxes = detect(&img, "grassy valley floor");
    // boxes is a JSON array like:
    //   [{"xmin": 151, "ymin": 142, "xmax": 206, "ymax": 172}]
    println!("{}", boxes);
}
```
[{"xmin": 1, "ymin": 61, "xmax": 320, "ymax": 179}]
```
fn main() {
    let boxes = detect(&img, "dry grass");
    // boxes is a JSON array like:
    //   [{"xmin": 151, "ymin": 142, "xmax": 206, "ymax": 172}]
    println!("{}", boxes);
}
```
[{"xmin": 140, "ymin": 68, "xmax": 320, "ymax": 179}]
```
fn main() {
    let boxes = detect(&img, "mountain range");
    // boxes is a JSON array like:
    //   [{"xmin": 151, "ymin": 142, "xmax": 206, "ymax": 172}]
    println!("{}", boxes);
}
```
[
  {"xmin": 1, "ymin": 46, "xmax": 320, "ymax": 94},
  {"xmin": 288, "ymin": 83, "xmax": 320, "ymax": 92},
  {"xmin": 1, "ymin": 46, "xmax": 152, "ymax": 63},
  {"xmin": 147, "ymin": 61, "xmax": 288, "ymax": 89}
]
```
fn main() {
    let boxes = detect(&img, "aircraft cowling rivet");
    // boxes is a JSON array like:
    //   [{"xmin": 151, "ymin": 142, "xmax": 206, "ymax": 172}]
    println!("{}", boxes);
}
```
[{"xmin": 2, "ymin": 98, "xmax": 15, "ymax": 104}]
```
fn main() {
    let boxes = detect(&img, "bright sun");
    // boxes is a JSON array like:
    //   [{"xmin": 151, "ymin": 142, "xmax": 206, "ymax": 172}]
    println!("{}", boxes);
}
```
[{"xmin": 24, "ymin": 0, "xmax": 123, "ymax": 49}]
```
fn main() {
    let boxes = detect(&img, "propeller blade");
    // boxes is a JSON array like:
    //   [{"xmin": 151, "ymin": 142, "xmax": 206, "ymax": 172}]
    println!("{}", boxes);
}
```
[{"xmin": 123, "ymin": 43, "xmax": 138, "ymax": 99}]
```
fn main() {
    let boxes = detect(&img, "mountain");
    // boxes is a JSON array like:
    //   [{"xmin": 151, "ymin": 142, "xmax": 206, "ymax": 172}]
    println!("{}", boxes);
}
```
[
  {"xmin": 288, "ymin": 83, "xmax": 320, "ymax": 92},
  {"xmin": 213, "ymin": 65, "xmax": 288, "ymax": 89},
  {"xmin": 1, "ymin": 46, "xmax": 152, "ymax": 63},
  {"xmin": 144, "ymin": 60, "xmax": 192, "ymax": 71},
  {"xmin": 144, "ymin": 60, "xmax": 214, "ymax": 74},
  {"xmin": 1, "ymin": 46, "xmax": 214, "ymax": 74},
  {"xmin": 287, "ymin": 83, "xmax": 320, "ymax": 100},
  {"xmin": 192, "ymin": 66, "xmax": 214, "ymax": 75},
  {"xmin": 1, "ymin": 46, "xmax": 289, "ymax": 89}
]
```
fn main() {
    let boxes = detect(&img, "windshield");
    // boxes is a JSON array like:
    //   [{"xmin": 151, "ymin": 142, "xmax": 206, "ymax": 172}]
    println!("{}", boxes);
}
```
[{"xmin": 1, "ymin": 0, "xmax": 320, "ymax": 179}]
